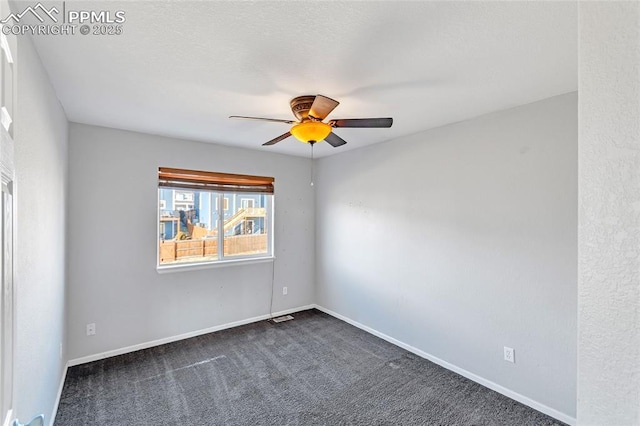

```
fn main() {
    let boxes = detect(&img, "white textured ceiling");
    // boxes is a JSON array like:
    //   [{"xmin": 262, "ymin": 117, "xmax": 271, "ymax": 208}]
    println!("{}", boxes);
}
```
[{"xmin": 31, "ymin": 1, "xmax": 577, "ymax": 158}]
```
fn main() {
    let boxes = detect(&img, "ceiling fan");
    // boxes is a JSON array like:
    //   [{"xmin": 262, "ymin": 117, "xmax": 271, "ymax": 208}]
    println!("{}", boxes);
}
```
[{"xmin": 230, "ymin": 94, "xmax": 393, "ymax": 147}]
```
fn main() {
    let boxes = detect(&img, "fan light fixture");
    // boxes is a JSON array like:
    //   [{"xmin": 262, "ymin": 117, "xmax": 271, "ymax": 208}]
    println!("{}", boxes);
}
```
[
  {"xmin": 290, "ymin": 121, "xmax": 332, "ymax": 144},
  {"xmin": 229, "ymin": 94, "xmax": 393, "ymax": 148}
]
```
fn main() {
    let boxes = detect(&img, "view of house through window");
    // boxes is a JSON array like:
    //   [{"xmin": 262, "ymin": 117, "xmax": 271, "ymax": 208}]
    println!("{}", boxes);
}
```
[{"xmin": 158, "ymin": 168, "xmax": 273, "ymax": 266}]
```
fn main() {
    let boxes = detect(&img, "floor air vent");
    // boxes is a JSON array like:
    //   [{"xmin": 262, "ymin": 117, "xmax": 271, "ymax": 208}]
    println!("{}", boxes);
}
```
[{"xmin": 270, "ymin": 315, "xmax": 294, "ymax": 324}]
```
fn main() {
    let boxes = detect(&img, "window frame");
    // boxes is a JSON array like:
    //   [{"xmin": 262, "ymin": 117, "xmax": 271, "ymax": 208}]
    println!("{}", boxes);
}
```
[{"xmin": 156, "ymin": 169, "xmax": 274, "ymax": 271}]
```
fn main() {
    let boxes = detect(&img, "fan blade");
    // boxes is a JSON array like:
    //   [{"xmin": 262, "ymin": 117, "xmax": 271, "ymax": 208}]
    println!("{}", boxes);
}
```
[
  {"xmin": 230, "ymin": 115, "xmax": 296, "ymax": 125},
  {"xmin": 329, "ymin": 118, "xmax": 393, "ymax": 128},
  {"xmin": 262, "ymin": 132, "xmax": 292, "ymax": 146},
  {"xmin": 324, "ymin": 132, "xmax": 347, "ymax": 148},
  {"xmin": 308, "ymin": 95, "xmax": 340, "ymax": 121}
]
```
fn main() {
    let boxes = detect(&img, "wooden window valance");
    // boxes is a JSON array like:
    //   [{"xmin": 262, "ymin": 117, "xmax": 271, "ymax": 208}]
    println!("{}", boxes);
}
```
[{"xmin": 158, "ymin": 167, "xmax": 274, "ymax": 194}]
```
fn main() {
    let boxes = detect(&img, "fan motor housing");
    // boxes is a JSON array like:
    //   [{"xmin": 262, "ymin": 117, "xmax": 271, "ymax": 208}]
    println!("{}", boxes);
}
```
[{"xmin": 290, "ymin": 96, "xmax": 315, "ymax": 122}]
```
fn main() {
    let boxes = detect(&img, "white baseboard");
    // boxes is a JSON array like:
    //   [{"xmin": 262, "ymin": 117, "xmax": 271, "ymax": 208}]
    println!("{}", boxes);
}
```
[
  {"xmin": 49, "ymin": 361, "xmax": 68, "ymax": 426},
  {"xmin": 63, "ymin": 304, "xmax": 574, "ymax": 425},
  {"xmin": 67, "ymin": 305, "xmax": 314, "ymax": 367},
  {"xmin": 312, "ymin": 304, "xmax": 576, "ymax": 426}
]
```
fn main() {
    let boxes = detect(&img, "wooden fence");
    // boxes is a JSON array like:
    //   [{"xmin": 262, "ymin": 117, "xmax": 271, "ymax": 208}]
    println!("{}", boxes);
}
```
[{"xmin": 160, "ymin": 234, "xmax": 267, "ymax": 264}]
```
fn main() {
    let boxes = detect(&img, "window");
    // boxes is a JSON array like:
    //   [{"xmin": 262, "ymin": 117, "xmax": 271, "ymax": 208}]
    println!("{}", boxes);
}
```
[
  {"xmin": 241, "ymin": 198, "xmax": 255, "ymax": 209},
  {"xmin": 158, "ymin": 168, "xmax": 274, "ymax": 267},
  {"xmin": 173, "ymin": 191, "xmax": 194, "ymax": 211}
]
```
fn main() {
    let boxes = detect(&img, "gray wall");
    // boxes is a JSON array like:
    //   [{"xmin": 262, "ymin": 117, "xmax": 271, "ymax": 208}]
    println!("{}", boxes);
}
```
[
  {"xmin": 14, "ymin": 36, "xmax": 68, "ymax": 423},
  {"xmin": 578, "ymin": 2, "xmax": 640, "ymax": 424},
  {"xmin": 315, "ymin": 93, "xmax": 577, "ymax": 419},
  {"xmin": 67, "ymin": 124, "xmax": 315, "ymax": 360}
]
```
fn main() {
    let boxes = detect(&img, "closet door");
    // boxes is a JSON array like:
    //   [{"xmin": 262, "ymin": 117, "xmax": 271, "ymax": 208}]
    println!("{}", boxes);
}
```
[
  {"xmin": 0, "ymin": 180, "xmax": 13, "ymax": 426},
  {"xmin": 0, "ymin": 0, "xmax": 16, "ymax": 423}
]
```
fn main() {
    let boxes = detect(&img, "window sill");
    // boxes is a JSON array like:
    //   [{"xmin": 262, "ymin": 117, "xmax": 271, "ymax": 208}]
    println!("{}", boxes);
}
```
[{"xmin": 157, "ymin": 256, "xmax": 274, "ymax": 274}]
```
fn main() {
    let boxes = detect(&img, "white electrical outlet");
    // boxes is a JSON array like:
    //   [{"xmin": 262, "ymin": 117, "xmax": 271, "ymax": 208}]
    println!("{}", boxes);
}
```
[
  {"xmin": 504, "ymin": 346, "xmax": 515, "ymax": 363},
  {"xmin": 87, "ymin": 323, "xmax": 96, "ymax": 336},
  {"xmin": 282, "ymin": 287, "xmax": 288, "ymax": 295}
]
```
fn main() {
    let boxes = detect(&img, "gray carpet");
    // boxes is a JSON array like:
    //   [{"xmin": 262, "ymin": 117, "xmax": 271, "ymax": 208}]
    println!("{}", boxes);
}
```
[{"xmin": 55, "ymin": 309, "xmax": 565, "ymax": 425}]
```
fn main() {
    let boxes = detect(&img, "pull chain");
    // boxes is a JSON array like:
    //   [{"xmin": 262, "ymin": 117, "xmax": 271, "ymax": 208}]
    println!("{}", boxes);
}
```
[{"xmin": 310, "ymin": 142, "xmax": 314, "ymax": 187}]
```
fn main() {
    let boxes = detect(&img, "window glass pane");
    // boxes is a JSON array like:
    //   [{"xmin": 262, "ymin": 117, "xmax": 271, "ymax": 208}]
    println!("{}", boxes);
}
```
[
  {"xmin": 223, "ymin": 193, "xmax": 269, "ymax": 258},
  {"xmin": 158, "ymin": 188, "xmax": 271, "ymax": 266},
  {"xmin": 158, "ymin": 188, "xmax": 218, "ymax": 265}
]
